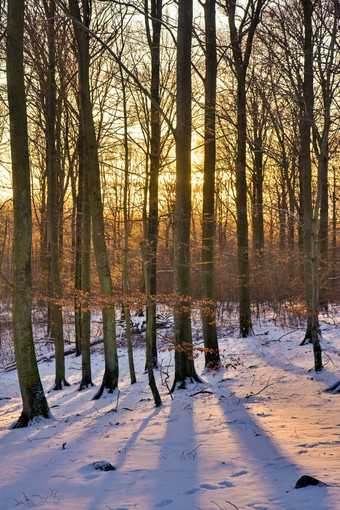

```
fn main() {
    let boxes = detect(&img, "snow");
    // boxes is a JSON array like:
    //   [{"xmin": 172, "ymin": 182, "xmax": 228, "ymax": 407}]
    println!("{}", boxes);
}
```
[{"xmin": 0, "ymin": 313, "xmax": 340, "ymax": 510}]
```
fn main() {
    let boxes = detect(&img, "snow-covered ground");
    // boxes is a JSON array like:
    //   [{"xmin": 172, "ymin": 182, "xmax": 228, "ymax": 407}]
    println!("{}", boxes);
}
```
[{"xmin": 0, "ymin": 311, "xmax": 340, "ymax": 510}]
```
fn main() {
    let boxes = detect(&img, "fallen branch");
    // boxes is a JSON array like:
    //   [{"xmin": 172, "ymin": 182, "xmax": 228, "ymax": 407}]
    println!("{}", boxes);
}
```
[
  {"xmin": 3, "ymin": 336, "xmax": 104, "ymax": 372},
  {"xmin": 190, "ymin": 389, "xmax": 213, "ymax": 397}
]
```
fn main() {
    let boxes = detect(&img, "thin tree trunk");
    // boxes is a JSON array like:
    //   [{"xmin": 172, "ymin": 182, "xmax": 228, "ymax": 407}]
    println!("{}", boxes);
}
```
[
  {"xmin": 141, "ymin": 240, "xmax": 162, "ymax": 406},
  {"xmin": 235, "ymin": 72, "xmax": 252, "ymax": 336},
  {"xmin": 7, "ymin": 0, "xmax": 50, "ymax": 427},
  {"xmin": 172, "ymin": 0, "xmax": 200, "ymax": 389},
  {"xmin": 318, "ymin": 147, "xmax": 329, "ymax": 311},
  {"xmin": 202, "ymin": 0, "xmax": 220, "ymax": 369},
  {"xmin": 74, "ymin": 135, "xmax": 83, "ymax": 357},
  {"xmin": 121, "ymin": 65, "xmax": 136, "ymax": 385},
  {"xmin": 145, "ymin": 0, "xmax": 163, "ymax": 368},
  {"xmin": 300, "ymin": 0, "xmax": 322, "ymax": 371},
  {"xmin": 227, "ymin": 0, "xmax": 264, "ymax": 336},
  {"xmin": 79, "ymin": 145, "xmax": 93, "ymax": 390},
  {"xmin": 252, "ymin": 143, "xmax": 264, "ymax": 256},
  {"xmin": 43, "ymin": 0, "xmax": 69, "ymax": 390}
]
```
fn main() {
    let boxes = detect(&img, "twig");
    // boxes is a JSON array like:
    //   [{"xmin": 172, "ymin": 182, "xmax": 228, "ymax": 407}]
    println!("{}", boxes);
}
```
[
  {"xmin": 225, "ymin": 501, "xmax": 240, "ymax": 510},
  {"xmin": 157, "ymin": 358, "xmax": 173, "ymax": 400},
  {"xmin": 104, "ymin": 389, "xmax": 120, "ymax": 414},
  {"xmin": 262, "ymin": 328, "xmax": 301, "ymax": 345},
  {"xmin": 244, "ymin": 378, "xmax": 274, "ymax": 398}
]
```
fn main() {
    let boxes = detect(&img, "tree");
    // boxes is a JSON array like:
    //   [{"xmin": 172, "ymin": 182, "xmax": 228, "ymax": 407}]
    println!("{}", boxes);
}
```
[
  {"xmin": 68, "ymin": 0, "xmax": 119, "ymax": 397},
  {"xmin": 78, "ymin": 128, "xmax": 93, "ymax": 390},
  {"xmin": 300, "ymin": 0, "xmax": 322, "ymax": 371},
  {"xmin": 43, "ymin": 0, "xmax": 70, "ymax": 390},
  {"xmin": 7, "ymin": 0, "xmax": 50, "ymax": 427},
  {"xmin": 172, "ymin": 0, "xmax": 200, "ymax": 389},
  {"xmin": 202, "ymin": 0, "xmax": 220, "ymax": 369},
  {"xmin": 119, "ymin": 38, "xmax": 136, "ymax": 385},
  {"xmin": 225, "ymin": 0, "xmax": 266, "ymax": 337},
  {"xmin": 145, "ymin": 0, "xmax": 163, "ymax": 369}
]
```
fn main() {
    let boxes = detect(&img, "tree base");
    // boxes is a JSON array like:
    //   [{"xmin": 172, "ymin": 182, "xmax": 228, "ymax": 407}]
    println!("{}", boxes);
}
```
[
  {"xmin": 51, "ymin": 378, "xmax": 71, "ymax": 391},
  {"xmin": 171, "ymin": 374, "xmax": 202, "ymax": 392},
  {"xmin": 204, "ymin": 353, "xmax": 221, "ymax": 372},
  {"xmin": 78, "ymin": 379, "xmax": 94, "ymax": 391},
  {"xmin": 92, "ymin": 382, "xmax": 117, "ymax": 400},
  {"xmin": 11, "ymin": 409, "xmax": 51, "ymax": 429}
]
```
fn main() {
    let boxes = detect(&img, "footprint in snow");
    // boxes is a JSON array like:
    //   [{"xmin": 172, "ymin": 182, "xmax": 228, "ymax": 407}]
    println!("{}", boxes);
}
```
[
  {"xmin": 231, "ymin": 470, "xmax": 248, "ymax": 477},
  {"xmin": 155, "ymin": 499, "xmax": 173, "ymax": 507},
  {"xmin": 183, "ymin": 488, "xmax": 201, "ymax": 495},
  {"xmin": 219, "ymin": 480, "xmax": 234, "ymax": 487},
  {"xmin": 200, "ymin": 483, "xmax": 220, "ymax": 490}
]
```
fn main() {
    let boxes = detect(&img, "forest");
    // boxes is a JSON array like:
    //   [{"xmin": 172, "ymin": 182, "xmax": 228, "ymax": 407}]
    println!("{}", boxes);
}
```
[{"xmin": 0, "ymin": 0, "xmax": 340, "ymax": 509}]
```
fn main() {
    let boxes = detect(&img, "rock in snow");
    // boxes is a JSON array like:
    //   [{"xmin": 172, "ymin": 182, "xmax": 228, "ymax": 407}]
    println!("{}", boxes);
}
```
[
  {"xmin": 295, "ymin": 475, "xmax": 324, "ymax": 488},
  {"xmin": 92, "ymin": 460, "xmax": 116, "ymax": 472}
]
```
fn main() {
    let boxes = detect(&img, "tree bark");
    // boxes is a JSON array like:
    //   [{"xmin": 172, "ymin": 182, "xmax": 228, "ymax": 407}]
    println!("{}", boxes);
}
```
[
  {"xmin": 145, "ymin": 0, "xmax": 163, "ymax": 369},
  {"xmin": 172, "ymin": 0, "xmax": 200, "ymax": 389},
  {"xmin": 227, "ymin": 0, "xmax": 264, "ymax": 336},
  {"xmin": 7, "ymin": 0, "xmax": 50, "ymax": 427},
  {"xmin": 78, "ymin": 129, "xmax": 93, "ymax": 390},
  {"xmin": 121, "ymin": 63, "xmax": 136, "ymax": 385},
  {"xmin": 300, "ymin": 0, "xmax": 322, "ymax": 371},
  {"xmin": 69, "ymin": 0, "xmax": 118, "ymax": 397},
  {"xmin": 202, "ymin": 0, "xmax": 220, "ymax": 369},
  {"xmin": 141, "ymin": 240, "xmax": 162, "ymax": 406},
  {"xmin": 43, "ymin": 0, "xmax": 69, "ymax": 390}
]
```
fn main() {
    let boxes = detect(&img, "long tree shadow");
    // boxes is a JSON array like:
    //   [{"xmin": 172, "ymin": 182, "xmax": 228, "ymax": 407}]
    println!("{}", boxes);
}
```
[
  {"xmin": 85, "ymin": 406, "xmax": 163, "ymax": 510},
  {"xmin": 0, "ymin": 385, "xmax": 159, "ymax": 509},
  {"xmin": 151, "ymin": 392, "xmax": 199, "ymax": 509},
  {"xmin": 214, "ymin": 378, "xmax": 329, "ymax": 510},
  {"xmin": 235, "ymin": 331, "xmax": 340, "ymax": 385}
]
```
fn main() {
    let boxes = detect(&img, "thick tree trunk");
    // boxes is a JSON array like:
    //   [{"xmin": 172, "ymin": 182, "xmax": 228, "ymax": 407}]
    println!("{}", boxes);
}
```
[
  {"xmin": 172, "ymin": 0, "xmax": 200, "ymax": 389},
  {"xmin": 202, "ymin": 0, "xmax": 220, "ymax": 369},
  {"xmin": 7, "ymin": 0, "xmax": 50, "ymax": 427},
  {"xmin": 69, "ymin": 0, "xmax": 118, "ymax": 396}
]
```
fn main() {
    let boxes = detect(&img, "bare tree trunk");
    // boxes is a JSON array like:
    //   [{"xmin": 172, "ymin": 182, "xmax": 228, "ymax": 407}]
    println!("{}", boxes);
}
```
[
  {"xmin": 7, "ymin": 0, "xmax": 50, "ymax": 427},
  {"xmin": 227, "ymin": 0, "xmax": 265, "ymax": 336},
  {"xmin": 69, "ymin": 0, "xmax": 118, "ymax": 397},
  {"xmin": 318, "ymin": 149, "xmax": 329, "ymax": 310},
  {"xmin": 202, "ymin": 0, "xmax": 220, "ymax": 369},
  {"xmin": 141, "ymin": 240, "xmax": 161, "ymax": 406},
  {"xmin": 121, "ymin": 64, "xmax": 136, "ymax": 385},
  {"xmin": 252, "ymin": 142, "xmax": 264, "ymax": 257},
  {"xmin": 172, "ymin": 0, "xmax": 200, "ymax": 390},
  {"xmin": 300, "ymin": 0, "xmax": 322, "ymax": 371},
  {"xmin": 78, "ymin": 129, "xmax": 93, "ymax": 390},
  {"xmin": 74, "ymin": 135, "xmax": 83, "ymax": 357},
  {"xmin": 145, "ymin": 0, "xmax": 163, "ymax": 369},
  {"xmin": 43, "ymin": 0, "xmax": 69, "ymax": 390}
]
